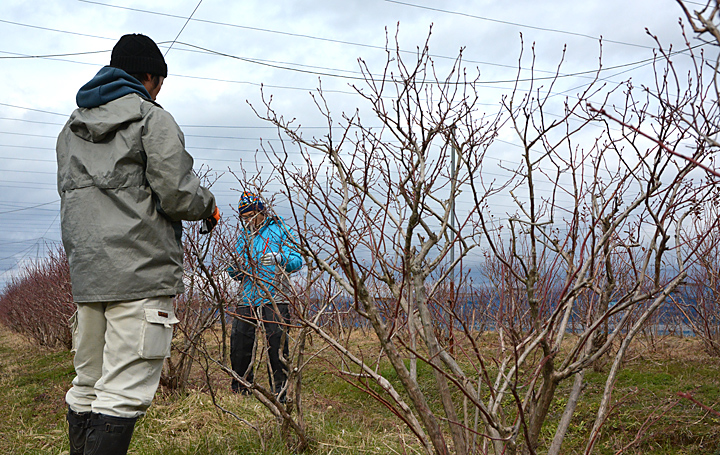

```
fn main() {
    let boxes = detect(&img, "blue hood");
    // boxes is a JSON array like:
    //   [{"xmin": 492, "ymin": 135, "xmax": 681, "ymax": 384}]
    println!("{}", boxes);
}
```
[{"xmin": 76, "ymin": 66, "xmax": 151, "ymax": 108}]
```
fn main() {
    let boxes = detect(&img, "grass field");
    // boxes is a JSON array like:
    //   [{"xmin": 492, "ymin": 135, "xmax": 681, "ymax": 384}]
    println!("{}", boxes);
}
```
[{"xmin": 1, "ymin": 324, "xmax": 719, "ymax": 454}]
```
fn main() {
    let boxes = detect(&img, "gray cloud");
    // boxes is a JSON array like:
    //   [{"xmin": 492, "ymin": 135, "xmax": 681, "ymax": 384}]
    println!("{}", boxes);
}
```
[{"xmin": 0, "ymin": 0, "xmax": 696, "ymax": 286}]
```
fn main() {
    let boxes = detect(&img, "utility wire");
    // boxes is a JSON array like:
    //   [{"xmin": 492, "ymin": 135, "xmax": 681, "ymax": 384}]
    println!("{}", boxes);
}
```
[
  {"xmin": 385, "ymin": 0, "xmax": 655, "ymax": 49},
  {"xmin": 0, "ymin": 19, "xmax": 114, "ymax": 41},
  {"xmin": 0, "ymin": 131, "xmax": 57, "ymax": 139},
  {"xmin": 0, "ymin": 237, "xmax": 59, "ymax": 247},
  {"xmin": 0, "ymin": 49, "xmax": 110, "ymax": 60},
  {"xmin": 2, "ymin": 169, "xmax": 55, "ymax": 176},
  {"xmin": 0, "ymin": 41, "xmax": 680, "ymax": 86},
  {"xmin": 0, "ymin": 117, "xmax": 65, "ymax": 126},
  {"xmin": 0, "ymin": 115, "xmax": 347, "ymax": 129},
  {"xmin": 74, "ymin": 0, "xmax": 480, "ymax": 61},
  {"xmin": 1, "ymin": 41, "xmax": 707, "ymax": 99},
  {"xmin": 0, "ymin": 200, "xmax": 59, "ymax": 215},
  {"xmin": 165, "ymin": 0, "xmax": 204, "ymax": 56},
  {"xmin": 173, "ymin": 40, "xmax": 673, "ymax": 85},
  {"xmin": 0, "ymin": 20, "xmax": 369, "ymax": 78},
  {"xmin": 76, "ymin": 0, "xmax": 657, "ymax": 76},
  {"xmin": 0, "ymin": 48, "xmax": 362, "ymax": 95},
  {"xmin": 0, "ymin": 211, "xmax": 59, "ymax": 278},
  {"xmin": 0, "ymin": 4, "xmax": 711, "ymax": 104},
  {"xmin": 0, "ymin": 102, "xmax": 67, "ymax": 117},
  {"xmin": 0, "ymin": 18, "xmax": 550, "ymax": 82},
  {"xmin": 2, "ymin": 179, "xmax": 56, "ymax": 187},
  {"xmin": 0, "ymin": 13, "xmax": 699, "ymax": 89}
]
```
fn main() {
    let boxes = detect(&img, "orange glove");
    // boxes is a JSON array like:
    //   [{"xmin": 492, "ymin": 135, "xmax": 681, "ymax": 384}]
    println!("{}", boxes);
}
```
[{"xmin": 200, "ymin": 206, "xmax": 220, "ymax": 234}]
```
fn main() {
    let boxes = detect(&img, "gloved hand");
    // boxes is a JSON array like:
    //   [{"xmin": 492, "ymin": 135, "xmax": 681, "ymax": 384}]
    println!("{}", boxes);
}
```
[
  {"xmin": 260, "ymin": 252, "xmax": 282, "ymax": 266},
  {"xmin": 200, "ymin": 206, "xmax": 220, "ymax": 234}
]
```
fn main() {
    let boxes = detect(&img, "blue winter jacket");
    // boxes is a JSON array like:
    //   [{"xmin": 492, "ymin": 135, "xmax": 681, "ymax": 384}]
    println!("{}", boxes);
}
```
[{"xmin": 228, "ymin": 216, "xmax": 303, "ymax": 306}]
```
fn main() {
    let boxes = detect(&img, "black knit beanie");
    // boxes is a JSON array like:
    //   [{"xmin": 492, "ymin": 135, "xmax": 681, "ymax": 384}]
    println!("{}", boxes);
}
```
[{"xmin": 110, "ymin": 34, "xmax": 168, "ymax": 78}]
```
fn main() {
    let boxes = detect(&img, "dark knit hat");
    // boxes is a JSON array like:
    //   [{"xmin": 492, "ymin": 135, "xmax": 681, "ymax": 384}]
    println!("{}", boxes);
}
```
[{"xmin": 110, "ymin": 34, "xmax": 168, "ymax": 78}]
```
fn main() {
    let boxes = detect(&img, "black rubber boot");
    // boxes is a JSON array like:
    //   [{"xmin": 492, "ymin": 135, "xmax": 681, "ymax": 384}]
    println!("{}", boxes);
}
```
[
  {"xmin": 83, "ymin": 413, "xmax": 138, "ymax": 455},
  {"xmin": 66, "ymin": 407, "xmax": 90, "ymax": 455}
]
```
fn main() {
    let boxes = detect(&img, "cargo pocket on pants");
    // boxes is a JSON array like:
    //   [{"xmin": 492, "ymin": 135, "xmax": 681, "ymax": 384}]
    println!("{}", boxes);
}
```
[{"xmin": 139, "ymin": 308, "xmax": 180, "ymax": 359}]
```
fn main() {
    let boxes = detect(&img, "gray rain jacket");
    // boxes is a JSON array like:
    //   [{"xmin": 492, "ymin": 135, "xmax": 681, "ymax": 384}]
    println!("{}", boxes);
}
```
[{"xmin": 57, "ymin": 67, "xmax": 215, "ymax": 302}]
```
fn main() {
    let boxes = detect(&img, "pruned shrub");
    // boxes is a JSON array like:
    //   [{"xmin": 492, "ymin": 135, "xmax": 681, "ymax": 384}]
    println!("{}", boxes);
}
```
[{"xmin": 0, "ymin": 246, "xmax": 74, "ymax": 349}]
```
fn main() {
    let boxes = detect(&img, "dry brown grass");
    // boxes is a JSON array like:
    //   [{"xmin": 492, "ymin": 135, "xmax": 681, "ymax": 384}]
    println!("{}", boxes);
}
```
[{"xmin": 1, "ymin": 320, "xmax": 719, "ymax": 454}]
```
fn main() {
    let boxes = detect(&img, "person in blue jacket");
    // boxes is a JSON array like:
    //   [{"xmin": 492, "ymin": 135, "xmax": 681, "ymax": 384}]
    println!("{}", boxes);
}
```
[{"xmin": 228, "ymin": 192, "xmax": 303, "ymax": 402}]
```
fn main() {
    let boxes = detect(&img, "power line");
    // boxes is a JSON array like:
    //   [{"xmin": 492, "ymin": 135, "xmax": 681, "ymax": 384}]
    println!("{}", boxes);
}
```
[
  {"xmin": 0, "ymin": 3, "xmax": 709, "ymax": 109},
  {"xmin": 384, "ymin": 0, "xmax": 655, "ymax": 49},
  {"xmin": 0, "ymin": 46, "xmax": 363, "ymax": 95},
  {"xmin": 169, "ymin": 71, "xmax": 358, "ymax": 95},
  {"xmin": 0, "ymin": 117, "xmax": 65, "ymax": 126},
  {"xmin": 0, "ymin": 146, "xmax": 56, "ymax": 157},
  {"xmin": 0, "ymin": 100, "xmax": 692, "ymax": 173},
  {"xmin": 0, "ymin": 147, "xmax": 653, "ymax": 198},
  {"xmin": 7, "ymin": 0, "xmax": 670, "ymax": 274},
  {"xmin": 2, "ymin": 169, "xmax": 55, "ymax": 176},
  {"xmin": 0, "ymin": 102, "xmax": 67, "ymax": 117},
  {"xmin": 0, "ymin": 25, "xmax": 687, "ymax": 95},
  {"xmin": 0, "ymin": 243, "xmax": 44, "ymax": 262},
  {"xmin": 0, "ymin": 180, "xmax": 56, "ymax": 187},
  {"xmin": 0, "ymin": 41, "xmax": 704, "ymax": 108},
  {"xmin": 167, "ymin": 44, "xmax": 369, "ymax": 77},
  {"xmin": 0, "ymin": 200, "xmax": 59, "ymax": 215},
  {"xmin": 75, "ymin": 0, "xmax": 494, "ymax": 66},
  {"xmin": 165, "ymin": 0, "xmax": 204, "ymax": 56},
  {"xmin": 0, "ymin": 50, "xmax": 107, "ymax": 74},
  {"xmin": 76, "ymin": 0, "xmax": 652, "ymax": 78},
  {"xmin": 0, "ymin": 211, "xmax": 60, "ymax": 279},
  {"xmin": 0, "ymin": 19, "xmax": 114, "ymax": 41},
  {"xmin": 0, "ymin": 15, "xmax": 392, "ymax": 86},
  {"xmin": 0, "ymin": 237, "xmax": 60, "ymax": 247},
  {"xmin": 0, "ymin": 115, "xmax": 349, "ymax": 130},
  {"xmin": 174, "ymin": 40, "xmax": 664, "ymax": 85},
  {"xmin": 0, "ymin": 131, "xmax": 57, "ymax": 139},
  {"xmin": 0, "ymin": 33, "xmax": 368, "ymax": 79},
  {"xmin": 0, "ymin": 49, "xmax": 109, "ymax": 60},
  {"xmin": 0, "ymin": 40, "xmax": 672, "ymax": 88},
  {"xmin": 175, "ymin": 42, "xmax": 386, "ymax": 82}
]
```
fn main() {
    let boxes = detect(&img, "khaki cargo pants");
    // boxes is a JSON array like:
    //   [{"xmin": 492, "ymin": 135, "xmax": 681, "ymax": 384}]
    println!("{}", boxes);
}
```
[{"xmin": 65, "ymin": 297, "xmax": 178, "ymax": 418}]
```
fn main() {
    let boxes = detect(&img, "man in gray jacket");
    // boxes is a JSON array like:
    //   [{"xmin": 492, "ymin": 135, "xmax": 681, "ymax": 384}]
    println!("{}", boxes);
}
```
[{"xmin": 56, "ymin": 34, "xmax": 219, "ymax": 455}]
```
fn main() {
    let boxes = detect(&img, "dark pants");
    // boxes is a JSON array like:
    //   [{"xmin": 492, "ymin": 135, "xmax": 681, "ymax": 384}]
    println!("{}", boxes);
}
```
[{"xmin": 230, "ymin": 304, "xmax": 290, "ymax": 397}]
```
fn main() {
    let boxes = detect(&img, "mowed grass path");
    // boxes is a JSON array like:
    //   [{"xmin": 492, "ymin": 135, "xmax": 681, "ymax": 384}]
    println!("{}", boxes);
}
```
[
  {"xmin": 1, "ymin": 324, "xmax": 719, "ymax": 454},
  {"xmin": 0, "ymin": 325, "xmax": 415, "ymax": 454}
]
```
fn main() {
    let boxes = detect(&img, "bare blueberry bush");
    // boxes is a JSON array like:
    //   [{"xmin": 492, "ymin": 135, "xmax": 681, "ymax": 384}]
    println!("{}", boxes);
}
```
[{"xmin": 250, "ymin": 20, "xmax": 720, "ymax": 454}]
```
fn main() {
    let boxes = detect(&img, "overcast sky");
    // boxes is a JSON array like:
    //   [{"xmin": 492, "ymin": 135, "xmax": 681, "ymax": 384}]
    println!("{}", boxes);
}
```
[{"xmin": 0, "ymin": 0, "xmax": 708, "ymax": 287}]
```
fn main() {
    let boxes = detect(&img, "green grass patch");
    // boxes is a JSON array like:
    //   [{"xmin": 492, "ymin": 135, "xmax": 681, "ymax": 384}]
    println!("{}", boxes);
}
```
[{"xmin": 2, "ymin": 324, "xmax": 720, "ymax": 455}]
